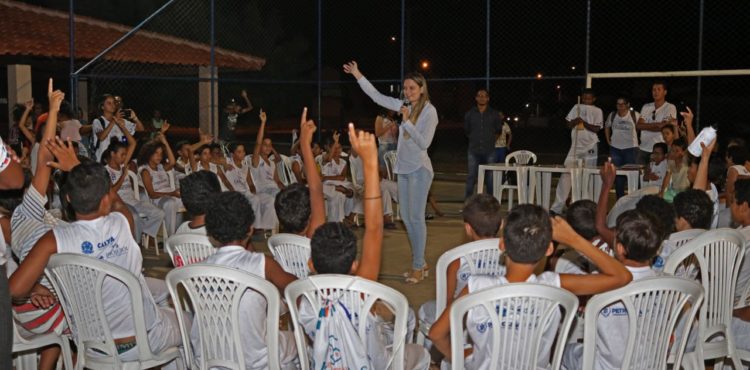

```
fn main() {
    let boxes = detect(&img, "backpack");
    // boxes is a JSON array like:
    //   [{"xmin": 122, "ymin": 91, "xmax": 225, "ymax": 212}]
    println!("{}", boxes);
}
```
[{"xmin": 311, "ymin": 297, "xmax": 374, "ymax": 370}]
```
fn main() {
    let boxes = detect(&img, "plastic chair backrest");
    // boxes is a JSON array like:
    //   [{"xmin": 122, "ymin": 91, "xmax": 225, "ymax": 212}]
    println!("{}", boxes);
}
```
[
  {"xmin": 166, "ymin": 264, "xmax": 281, "ymax": 370},
  {"xmin": 267, "ymin": 233, "xmax": 311, "ymax": 279},
  {"xmin": 127, "ymin": 170, "xmax": 141, "ymax": 201},
  {"xmin": 45, "ymin": 253, "xmax": 178, "ymax": 369},
  {"xmin": 449, "ymin": 282, "xmax": 578, "ymax": 370},
  {"xmin": 663, "ymin": 228, "xmax": 746, "ymax": 359},
  {"xmin": 582, "ymin": 276, "xmax": 704, "ymax": 370},
  {"xmin": 350, "ymin": 156, "xmax": 363, "ymax": 191},
  {"xmin": 285, "ymin": 274, "xmax": 409, "ymax": 370},
  {"xmin": 667, "ymin": 229, "xmax": 706, "ymax": 249},
  {"xmin": 165, "ymin": 234, "xmax": 217, "ymax": 267},
  {"xmin": 276, "ymin": 154, "xmax": 296, "ymax": 187},
  {"xmin": 435, "ymin": 239, "xmax": 503, "ymax": 317},
  {"xmin": 383, "ymin": 150, "xmax": 397, "ymax": 181},
  {"xmin": 505, "ymin": 150, "xmax": 537, "ymax": 166},
  {"xmin": 605, "ymin": 186, "xmax": 660, "ymax": 228}
]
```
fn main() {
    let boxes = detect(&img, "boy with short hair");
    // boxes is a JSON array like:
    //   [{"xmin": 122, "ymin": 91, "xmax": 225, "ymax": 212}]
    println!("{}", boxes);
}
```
[
  {"xmin": 9, "ymin": 159, "xmax": 183, "ymax": 366},
  {"xmin": 194, "ymin": 191, "xmax": 299, "ymax": 369},
  {"xmin": 562, "ymin": 209, "xmax": 663, "ymax": 370},
  {"xmin": 554, "ymin": 199, "xmax": 611, "ymax": 275},
  {"xmin": 418, "ymin": 194, "xmax": 504, "ymax": 339},
  {"xmin": 174, "ymin": 170, "xmax": 221, "ymax": 236},
  {"xmin": 273, "ymin": 108, "xmax": 326, "ymax": 238},
  {"xmin": 642, "ymin": 142, "xmax": 669, "ymax": 189},
  {"xmin": 428, "ymin": 204, "xmax": 632, "ymax": 369},
  {"xmin": 652, "ymin": 189, "xmax": 714, "ymax": 272}
]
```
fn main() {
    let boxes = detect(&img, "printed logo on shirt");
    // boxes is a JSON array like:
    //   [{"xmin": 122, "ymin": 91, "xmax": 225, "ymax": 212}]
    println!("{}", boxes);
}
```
[
  {"xmin": 81, "ymin": 241, "xmax": 94, "ymax": 254},
  {"xmin": 652, "ymin": 256, "xmax": 664, "ymax": 269},
  {"xmin": 97, "ymin": 236, "xmax": 116, "ymax": 249},
  {"xmin": 600, "ymin": 307, "xmax": 628, "ymax": 317}
]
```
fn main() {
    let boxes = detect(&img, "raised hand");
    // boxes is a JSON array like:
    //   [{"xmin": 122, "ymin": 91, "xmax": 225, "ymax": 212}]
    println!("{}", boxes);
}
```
[
  {"xmin": 259, "ymin": 109, "xmax": 267, "ymax": 124},
  {"xmin": 24, "ymin": 99, "xmax": 34, "ymax": 112},
  {"xmin": 599, "ymin": 161, "xmax": 616, "ymax": 187},
  {"xmin": 47, "ymin": 78, "xmax": 65, "ymax": 112},
  {"xmin": 160, "ymin": 120, "xmax": 170, "ymax": 134},
  {"xmin": 700, "ymin": 137, "xmax": 717, "ymax": 160},
  {"xmin": 343, "ymin": 61, "xmax": 363, "ymax": 79},
  {"xmin": 680, "ymin": 106, "xmax": 694, "ymax": 125},
  {"xmin": 551, "ymin": 216, "xmax": 580, "ymax": 246},
  {"xmin": 45, "ymin": 137, "xmax": 80, "ymax": 172},
  {"xmin": 332, "ymin": 130, "xmax": 340, "ymax": 143},
  {"xmin": 299, "ymin": 107, "xmax": 317, "ymax": 144},
  {"xmin": 241, "ymin": 89, "xmax": 248, "ymax": 98},
  {"xmin": 347, "ymin": 123, "xmax": 377, "ymax": 166}
]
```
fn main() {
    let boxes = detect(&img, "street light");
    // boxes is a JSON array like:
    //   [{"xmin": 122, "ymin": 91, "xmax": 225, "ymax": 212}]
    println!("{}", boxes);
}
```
[
  {"xmin": 536, "ymin": 72, "xmax": 543, "ymax": 80},
  {"xmin": 571, "ymin": 66, "xmax": 577, "ymax": 71},
  {"xmin": 420, "ymin": 60, "xmax": 430, "ymax": 70},
  {"xmin": 389, "ymin": 36, "xmax": 397, "ymax": 42}
]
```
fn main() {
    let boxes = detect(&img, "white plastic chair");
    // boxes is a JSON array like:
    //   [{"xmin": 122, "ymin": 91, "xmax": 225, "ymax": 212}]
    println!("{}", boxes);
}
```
[
  {"xmin": 663, "ymin": 228, "xmax": 746, "ymax": 369},
  {"xmin": 12, "ymin": 320, "xmax": 74, "ymax": 370},
  {"xmin": 165, "ymin": 234, "xmax": 217, "ymax": 267},
  {"xmin": 448, "ymin": 282, "xmax": 578, "ymax": 370},
  {"xmin": 581, "ymin": 276, "xmax": 704, "ymax": 370},
  {"xmin": 267, "ymin": 234, "xmax": 311, "ymax": 279},
  {"xmin": 383, "ymin": 150, "xmax": 400, "ymax": 220},
  {"xmin": 166, "ymin": 264, "xmax": 283, "ymax": 370},
  {"xmin": 416, "ymin": 238, "xmax": 503, "ymax": 345},
  {"xmin": 736, "ymin": 277, "xmax": 750, "ymax": 367},
  {"xmin": 45, "ymin": 253, "xmax": 183, "ymax": 369},
  {"xmin": 496, "ymin": 150, "xmax": 536, "ymax": 210},
  {"xmin": 285, "ymin": 274, "xmax": 425, "ymax": 370},
  {"xmin": 605, "ymin": 186, "xmax": 660, "ymax": 228},
  {"xmin": 276, "ymin": 154, "xmax": 297, "ymax": 187},
  {"xmin": 131, "ymin": 169, "xmax": 169, "ymax": 256}
]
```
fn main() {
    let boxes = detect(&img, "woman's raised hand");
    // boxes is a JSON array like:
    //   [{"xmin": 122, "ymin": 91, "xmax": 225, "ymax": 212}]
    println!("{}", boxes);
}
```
[{"xmin": 343, "ymin": 61, "xmax": 363, "ymax": 80}]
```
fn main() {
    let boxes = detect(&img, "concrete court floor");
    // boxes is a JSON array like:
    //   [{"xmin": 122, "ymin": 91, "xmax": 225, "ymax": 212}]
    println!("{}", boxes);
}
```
[{"xmin": 142, "ymin": 178, "xmax": 475, "ymax": 312}]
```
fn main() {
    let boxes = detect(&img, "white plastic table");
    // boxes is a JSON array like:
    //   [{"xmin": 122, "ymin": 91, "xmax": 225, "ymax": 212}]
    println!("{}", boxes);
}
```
[
  {"xmin": 527, "ymin": 165, "xmax": 581, "ymax": 211},
  {"xmin": 579, "ymin": 165, "xmax": 643, "ymax": 201},
  {"xmin": 477, "ymin": 163, "xmax": 530, "ymax": 205}
]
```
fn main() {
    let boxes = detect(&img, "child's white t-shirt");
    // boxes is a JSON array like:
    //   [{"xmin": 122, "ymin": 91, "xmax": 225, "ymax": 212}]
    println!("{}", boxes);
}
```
[
  {"xmin": 465, "ymin": 272, "xmax": 561, "ymax": 370},
  {"xmin": 139, "ymin": 164, "xmax": 172, "ymax": 193},
  {"xmin": 53, "ymin": 212, "xmax": 160, "ymax": 339},
  {"xmin": 223, "ymin": 159, "xmax": 252, "ymax": 194},
  {"xmin": 642, "ymin": 160, "xmax": 667, "ymax": 188},
  {"xmin": 735, "ymin": 226, "xmax": 750, "ymax": 308},
  {"xmin": 174, "ymin": 221, "xmax": 207, "ymax": 236},
  {"xmin": 192, "ymin": 246, "xmax": 298, "ymax": 370},
  {"xmin": 106, "ymin": 165, "xmax": 138, "ymax": 205},
  {"xmin": 588, "ymin": 266, "xmax": 659, "ymax": 370},
  {"xmin": 454, "ymin": 256, "xmax": 506, "ymax": 298},
  {"xmin": 554, "ymin": 239, "xmax": 611, "ymax": 275}
]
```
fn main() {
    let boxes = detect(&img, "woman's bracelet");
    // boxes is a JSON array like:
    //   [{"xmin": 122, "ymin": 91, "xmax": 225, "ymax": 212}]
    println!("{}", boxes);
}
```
[{"xmin": 363, "ymin": 195, "xmax": 382, "ymax": 200}]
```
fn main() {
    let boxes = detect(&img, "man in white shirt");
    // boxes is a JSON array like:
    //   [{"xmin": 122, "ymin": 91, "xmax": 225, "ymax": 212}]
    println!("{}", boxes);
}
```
[
  {"xmin": 92, "ymin": 94, "xmax": 144, "ymax": 161},
  {"xmin": 551, "ymin": 89, "xmax": 603, "ymax": 214},
  {"xmin": 636, "ymin": 81, "xmax": 677, "ymax": 165}
]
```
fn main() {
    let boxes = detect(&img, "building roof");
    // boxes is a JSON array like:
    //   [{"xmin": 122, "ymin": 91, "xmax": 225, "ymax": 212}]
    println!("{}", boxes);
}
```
[{"xmin": 0, "ymin": 0, "xmax": 266, "ymax": 71}]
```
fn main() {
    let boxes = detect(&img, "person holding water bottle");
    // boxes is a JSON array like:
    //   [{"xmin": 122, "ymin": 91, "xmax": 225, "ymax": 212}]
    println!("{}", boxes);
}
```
[{"xmin": 343, "ymin": 61, "xmax": 438, "ymax": 284}]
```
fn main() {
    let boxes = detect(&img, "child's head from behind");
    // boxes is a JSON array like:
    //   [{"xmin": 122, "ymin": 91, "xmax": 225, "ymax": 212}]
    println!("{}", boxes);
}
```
[
  {"xmin": 0, "ymin": 169, "xmax": 32, "ymax": 216},
  {"xmin": 651, "ymin": 143, "xmax": 668, "ymax": 164},
  {"xmin": 565, "ymin": 200, "xmax": 598, "ymax": 240},
  {"xmin": 275, "ymin": 183, "xmax": 311, "ymax": 234},
  {"xmin": 63, "ymin": 162, "xmax": 112, "ymax": 216},
  {"xmin": 726, "ymin": 145, "xmax": 748, "ymax": 167},
  {"xmin": 462, "ymin": 194, "xmax": 502, "ymax": 240},
  {"xmin": 673, "ymin": 189, "xmax": 714, "ymax": 230},
  {"xmin": 206, "ymin": 191, "xmax": 255, "ymax": 245},
  {"xmin": 731, "ymin": 179, "xmax": 750, "ymax": 225},
  {"xmin": 635, "ymin": 195, "xmax": 675, "ymax": 239},
  {"xmin": 614, "ymin": 210, "xmax": 662, "ymax": 263},
  {"xmin": 501, "ymin": 205, "xmax": 552, "ymax": 264},
  {"xmin": 180, "ymin": 171, "xmax": 221, "ymax": 217},
  {"xmin": 310, "ymin": 222, "xmax": 357, "ymax": 274}
]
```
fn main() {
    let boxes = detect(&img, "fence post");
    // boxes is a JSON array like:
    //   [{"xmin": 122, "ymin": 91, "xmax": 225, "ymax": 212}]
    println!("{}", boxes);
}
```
[
  {"xmin": 400, "ymin": 0, "xmax": 406, "ymax": 81},
  {"xmin": 69, "ymin": 0, "xmax": 76, "ymax": 109},
  {"xmin": 696, "ymin": 0, "xmax": 704, "ymax": 127},
  {"xmin": 210, "ymin": 0, "xmax": 216, "ymax": 137},
  {"xmin": 584, "ymin": 0, "xmax": 591, "ymax": 78},
  {"xmin": 485, "ymin": 0, "xmax": 490, "ymax": 91},
  {"xmin": 317, "ymin": 0, "xmax": 322, "ymax": 137}
]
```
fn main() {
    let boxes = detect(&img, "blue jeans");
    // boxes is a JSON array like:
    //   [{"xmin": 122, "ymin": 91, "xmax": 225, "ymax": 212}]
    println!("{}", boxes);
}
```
[
  {"xmin": 494, "ymin": 147, "xmax": 508, "ymax": 163},
  {"xmin": 610, "ymin": 147, "xmax": 638, "ymax": 198},
  {"xmin": 466, "ymin": 151, "xmax": 497, "ymax": 199},
  {"xmin": 398, "ymin": 167, "xmax": 433, "ymax": 270}
]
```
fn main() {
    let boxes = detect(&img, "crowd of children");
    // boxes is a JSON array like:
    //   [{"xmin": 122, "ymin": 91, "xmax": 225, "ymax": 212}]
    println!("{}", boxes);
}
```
[{"xmin": 1, "ymin": 77, "xmax": 749, "ymax": 370}]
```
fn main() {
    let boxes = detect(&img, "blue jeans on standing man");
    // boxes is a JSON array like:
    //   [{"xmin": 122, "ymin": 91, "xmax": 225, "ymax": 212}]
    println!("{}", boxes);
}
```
[
  {"xmin": 465, "ymin": 151, "xmax": 497, "ymax": 199},
  {"xmin": 610, "ymin": 147, "xmax": 638, "ymax": 198},
  {"xmin": 398, "ymin": 167, "xmax": 433, "ymax": 270}
]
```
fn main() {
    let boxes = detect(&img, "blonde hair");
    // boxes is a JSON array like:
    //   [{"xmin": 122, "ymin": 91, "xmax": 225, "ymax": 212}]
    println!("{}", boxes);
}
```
[{"xmin": 404, "ymin": 72, "xmax": 430, "ymax": 123}]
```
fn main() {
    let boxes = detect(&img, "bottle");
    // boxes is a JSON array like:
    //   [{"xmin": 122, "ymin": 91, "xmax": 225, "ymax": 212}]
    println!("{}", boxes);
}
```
[{"xmin": 688, "ymin": 126, "xmax": 717, "ymax": 157}]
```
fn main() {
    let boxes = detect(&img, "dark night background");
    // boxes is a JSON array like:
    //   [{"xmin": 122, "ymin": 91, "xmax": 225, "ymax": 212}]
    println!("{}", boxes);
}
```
[{"xmin": 7, "ymin": 0, "xmax": 750, "ymax": 169}]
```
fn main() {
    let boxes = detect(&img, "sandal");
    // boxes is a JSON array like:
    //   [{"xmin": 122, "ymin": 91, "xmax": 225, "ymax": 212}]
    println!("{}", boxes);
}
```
[
  {"xmin": 404, "ymin": 268, "xmax": 426, "ymax": 284},
  {"xmin": 402, "ymin": 264, "xmax": 430, "ymax": 279}
]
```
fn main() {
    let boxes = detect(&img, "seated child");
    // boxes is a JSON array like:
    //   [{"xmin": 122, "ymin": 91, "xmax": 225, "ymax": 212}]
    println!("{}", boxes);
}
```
[
  {"xmin": 652, "ymin": 189, "xmax": 713, "ymax": 271},
  {"xmin": 429, "ymin": 204, "xmax": 632, "ymax": 370},
  {"xmin": 175, "ymin": 170, "xmax": 221, "ymax": 236},
  {"xmin": 554, "ymin": 200, "xmax": 611, "ymax": 275},
  {"xmin": 250, "ymin": 110, "xmax": 283, "ymax": 232},
  {"xmin": 9, "ymin": 160, "xmax": 183, "ymax": 366},
  {"xmin": 297, "ymin": 121, "xmax": 428, "ymax": 370},
  {"xmin": 348, "ymin": 149, "xmax": 399, "ymax": 229},
  {"xmin": 193, "ymin": 191, "xmax": 299, "ymax": 369},
  {"xmin": 730, "ymin": 179, "xmax": 750, "ymax": 356},
  {"xmin": 562, "ymin": 209, "xmax": 663, "ymax": 370},
  {"xmin": 642, "ymin": 142, "xmax": 668, "ymax": 190},
  {"xmin": 418, "ymin": 193, "xmax": 504, "ymax": 337}
]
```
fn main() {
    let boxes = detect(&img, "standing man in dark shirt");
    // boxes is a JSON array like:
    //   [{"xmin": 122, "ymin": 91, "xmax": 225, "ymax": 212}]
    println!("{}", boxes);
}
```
[{"xmin": 464, "ymin": 88, "xmax": 502, "ymax": 198}]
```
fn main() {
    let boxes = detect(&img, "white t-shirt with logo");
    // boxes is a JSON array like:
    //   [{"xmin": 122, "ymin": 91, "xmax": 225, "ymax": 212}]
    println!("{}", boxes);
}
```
[
  {"xmin": 465, "ymin": 272, "xmax": 561, "ymax": 370},
  {"xmin": 566, "ymin": 104, "xmax": 603, "ymax": 156},
  {"xmin": 139, "ymin": 164, "xmax": 173, "ymax": 193},
  {"xmin": 53, "ymin": 212, "xmax": 160, "ymax": 339},
  {"xmin": 223, "ymin": 158, "xmax": 252, "ymax": 195},
  {"xmin": 638, "ymin": 102, "xmax": 677, "ymax": 152},
  {"xmin": 92, "ymin": 117, "xmax": 136, "ymax": 161},
  {"xmin": 605, "ymin": 112, "xmax": 640, "ymax": 150},
  {"xmin": 643, "ymin": 160, "xmax": 668, "ymax": 189},
  {"xmin": 192, "ymin": 246, "xmax": 298, "ymax": 370},
  {"xmin": 106, "ymin": 165, "xmax": 138, "ymax": 205}
]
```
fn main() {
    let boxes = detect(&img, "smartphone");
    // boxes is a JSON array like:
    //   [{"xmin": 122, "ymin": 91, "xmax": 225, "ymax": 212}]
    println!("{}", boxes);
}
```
[{"xmin": 121, "ymin": 109, "xmax": 133, "ymax": 117}]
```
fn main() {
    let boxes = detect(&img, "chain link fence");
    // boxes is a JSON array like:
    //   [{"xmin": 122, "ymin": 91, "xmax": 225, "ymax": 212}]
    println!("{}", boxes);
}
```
[{"xmin": 51, "ymin": 0, "xmax": 750, "ymax": 171}]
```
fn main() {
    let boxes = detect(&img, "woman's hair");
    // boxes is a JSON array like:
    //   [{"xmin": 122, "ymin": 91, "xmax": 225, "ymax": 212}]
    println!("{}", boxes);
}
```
[
  {"xmin": 404, "ymin": 72, "xmax": 430, "ymax": 124},
  {"xmin": 137, "ymin": 141, "xmax": 166, "ymax": 166}
]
